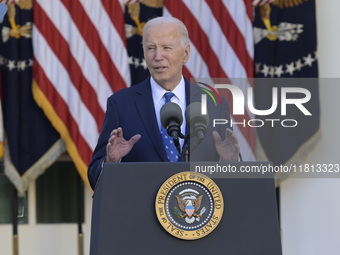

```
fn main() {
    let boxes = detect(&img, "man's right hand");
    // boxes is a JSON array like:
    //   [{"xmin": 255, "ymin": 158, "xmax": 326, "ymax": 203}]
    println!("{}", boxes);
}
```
[{"xmin": 105, "ymin": 127, "xmax": 141, "ymax": 163}]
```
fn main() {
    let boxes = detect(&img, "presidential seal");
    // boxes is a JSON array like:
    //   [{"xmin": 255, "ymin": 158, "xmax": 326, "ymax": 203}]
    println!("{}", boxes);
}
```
[{"xmin": 155, "ymin": 172, "xmax": 223, "ymax": 240}]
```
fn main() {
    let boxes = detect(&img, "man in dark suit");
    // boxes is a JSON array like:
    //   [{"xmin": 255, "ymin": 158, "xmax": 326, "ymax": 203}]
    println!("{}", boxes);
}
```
[{"xmin": 88, "ymin": 17, "xmax": 240, "ymax": 190}]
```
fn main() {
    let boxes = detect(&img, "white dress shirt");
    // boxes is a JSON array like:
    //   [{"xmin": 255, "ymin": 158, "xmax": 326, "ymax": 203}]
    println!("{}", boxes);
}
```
[{"xmin": 150, "ymin": 76, "xmax": 186, "ymax": 148}]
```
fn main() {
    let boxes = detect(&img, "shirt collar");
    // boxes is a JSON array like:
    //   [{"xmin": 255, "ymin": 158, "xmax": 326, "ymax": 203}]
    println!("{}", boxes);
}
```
[{"xmin": 150, "ymin": 76, "xmax": 186, "ymax": 106}]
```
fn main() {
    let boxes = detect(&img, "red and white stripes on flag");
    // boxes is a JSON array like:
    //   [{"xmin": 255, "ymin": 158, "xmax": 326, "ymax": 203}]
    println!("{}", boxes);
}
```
[
  {"xmin": 252, "ymin": 0, "xmax": 273, "ymax": 7},
  {"xmin": 32, "ymin": 0, "xmax": 130, "ymax": 186},
  {"xmin": 0, "ymin": 0, "xmax": 14, "ymax": 4},
  {"xmin": 164, "ymin": 0, "xmax": 256, "ymax": 160}
]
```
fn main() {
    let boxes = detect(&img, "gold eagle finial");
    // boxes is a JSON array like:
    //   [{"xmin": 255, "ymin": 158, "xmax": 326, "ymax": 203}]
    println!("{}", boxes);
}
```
[
  {"xmin": 260, "ymin": 0, "xmax": 308, "ymax": 41},
  {"xmin": 125, "ymin": 0, "xmax": 164, "ymax": 38},
  {"xmin": 6, "ymin": 0, "xmax": 33, "ymax": 40}
]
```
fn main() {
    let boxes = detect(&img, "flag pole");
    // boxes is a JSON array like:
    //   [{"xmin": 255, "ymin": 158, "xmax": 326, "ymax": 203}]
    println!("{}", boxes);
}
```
[
  {"xmin": 11, "ymin": 184, "xmax": 19, "ymax": 255},
  {"xmin": 276, "ymin": 187, "xmax": 282, "ymax": 240},
  {"xmin": 77, "ymin": 172, "xmax": 84, "ymax": 255}
]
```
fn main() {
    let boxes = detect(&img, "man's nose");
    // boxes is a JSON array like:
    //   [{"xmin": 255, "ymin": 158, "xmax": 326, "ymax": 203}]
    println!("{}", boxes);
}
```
[{"xmin": 154, "ymin": 48, "xmax": 164, "ymax": 60}]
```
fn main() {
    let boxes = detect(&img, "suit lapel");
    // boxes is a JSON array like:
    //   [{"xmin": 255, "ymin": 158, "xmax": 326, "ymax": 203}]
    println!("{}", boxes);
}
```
[{"xmin": 134, "ymin": 80, "xmax": 168, "ymax": 161}]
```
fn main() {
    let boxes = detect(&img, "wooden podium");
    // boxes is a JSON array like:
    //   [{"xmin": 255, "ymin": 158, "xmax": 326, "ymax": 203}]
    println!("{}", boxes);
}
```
[{"xmin": 90, "ymin": 162, "xmax": 282, "ymax": 255}]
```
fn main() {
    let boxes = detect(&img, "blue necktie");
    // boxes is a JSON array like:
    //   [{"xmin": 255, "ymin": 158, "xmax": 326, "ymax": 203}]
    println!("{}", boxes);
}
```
[{"xmin": 161, "ymin": 92, "xmax": 180, "ymax": 162}]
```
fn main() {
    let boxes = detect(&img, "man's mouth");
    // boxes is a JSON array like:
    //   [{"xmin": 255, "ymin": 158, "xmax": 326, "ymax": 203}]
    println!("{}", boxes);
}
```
[{"xmin": 154, "ymin": 66, "xmax": 167, "ymax": 72}]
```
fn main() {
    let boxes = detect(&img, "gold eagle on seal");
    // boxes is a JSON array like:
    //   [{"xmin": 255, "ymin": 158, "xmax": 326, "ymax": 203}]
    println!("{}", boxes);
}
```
[{"xmin": 175, "ymin": 194, "xmax": 204, "ymax": 223}]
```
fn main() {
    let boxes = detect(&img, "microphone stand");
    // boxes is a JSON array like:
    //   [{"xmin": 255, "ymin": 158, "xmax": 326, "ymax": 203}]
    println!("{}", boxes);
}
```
[
  {"xmin": 165, "ymin": 120, "xmax": 190, "ymax": 162},
  {"xmin": 177, "ymin": 131, "xmax": 204, "ymax": 162},
  {"xmin": 181, "ymin": 134, "xmax": 189, "ymax": 162},
  {"xmin": 172, "ymin": 132, "xmax": 189, "ymax": 162}
]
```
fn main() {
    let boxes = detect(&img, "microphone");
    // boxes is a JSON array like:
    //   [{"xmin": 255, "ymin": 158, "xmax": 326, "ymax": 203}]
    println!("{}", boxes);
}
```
[
  {"xmin": 185, "ymin": 102, "xmax": 209, "ymax": 140},
  {"xmin": 160, "ymin": 102, "xmax": 183, "ymax": 152}
]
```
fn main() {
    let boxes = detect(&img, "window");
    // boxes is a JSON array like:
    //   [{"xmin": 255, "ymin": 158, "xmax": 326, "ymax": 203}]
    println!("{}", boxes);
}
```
[
  {"xmin": 35, "ymin": 161, "xmax": 84, "ymax": 223},
  {"xmin": 0, "ymin": 163, "xmax": 28, "ymax": 224},
  {"xmin": 0, "ymin": 160, "xmax": 84, "ymax": 224}
]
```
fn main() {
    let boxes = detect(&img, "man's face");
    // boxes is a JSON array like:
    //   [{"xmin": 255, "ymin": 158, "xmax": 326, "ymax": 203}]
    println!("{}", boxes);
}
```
[{"xmin": 143, "ymin": 23, "xmax": 190, "ymax": 91}]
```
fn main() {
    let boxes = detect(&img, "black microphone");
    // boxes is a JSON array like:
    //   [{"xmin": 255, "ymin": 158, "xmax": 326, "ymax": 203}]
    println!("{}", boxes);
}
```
[
  {"xmin": 160, "ymin": 102, "xmax": 183, "ymax": 152},
  {"xmin": 185, "ymin": 102, "xmax": 209, "ymax": 140}
]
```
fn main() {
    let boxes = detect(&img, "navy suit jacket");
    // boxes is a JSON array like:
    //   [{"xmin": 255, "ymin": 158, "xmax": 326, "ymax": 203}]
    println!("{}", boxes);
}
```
[{"xmin": 88, "ymin": 77, "xmax": 232, "ymax": 189}]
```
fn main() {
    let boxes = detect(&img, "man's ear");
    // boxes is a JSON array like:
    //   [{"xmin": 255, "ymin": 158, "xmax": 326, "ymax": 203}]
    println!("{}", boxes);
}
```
[{"xmin": 183, "ymin": 44, "xmax": 190, "ymax": 64}]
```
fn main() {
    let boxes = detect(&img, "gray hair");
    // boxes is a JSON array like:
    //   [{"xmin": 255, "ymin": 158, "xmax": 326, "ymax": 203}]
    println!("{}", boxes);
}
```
[{"xmin": 142, "ymin": 16, "xmax": 190, "ymax": 48}]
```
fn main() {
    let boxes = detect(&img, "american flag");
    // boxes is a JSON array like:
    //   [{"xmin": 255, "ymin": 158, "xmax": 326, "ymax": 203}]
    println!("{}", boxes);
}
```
[
  {"xmin": 33, "ymin": 0, "xmax": 257, "ymax": 186},
  {"xmin": 32, "ymin": 0, "xmax": 130, "ymax": 186},
  {"xmin": 252, "ymin": 0, "xmax": 273, "ymax": 6}
]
